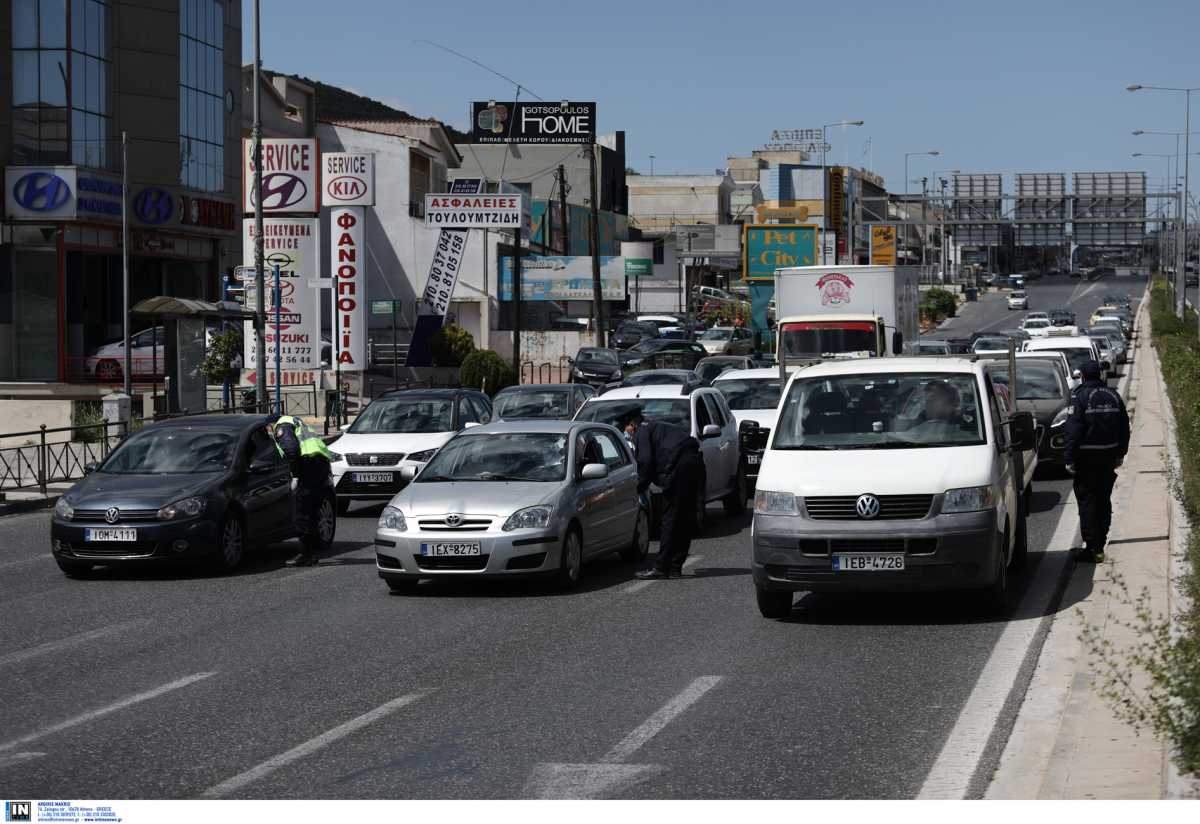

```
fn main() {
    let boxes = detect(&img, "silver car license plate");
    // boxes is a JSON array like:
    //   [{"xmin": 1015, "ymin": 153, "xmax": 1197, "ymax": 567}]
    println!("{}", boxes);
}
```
[
  {"xmin": 747, "ymin": 454, "xmax": 761, "ymax": 465},
  {"xmin": 832, "ymin": 553, "xmax": 905, "ymax": 571},
  {"xmin": 421, "ymin": 542, "xmax": 482, "ymax": 557},
  {"xmin": 84, "ymin": 528, "xmax": 137, "ymax": 542},
  {"xmin": 352, "ymin": 472, "xmax": 393, "ymax": 483}
]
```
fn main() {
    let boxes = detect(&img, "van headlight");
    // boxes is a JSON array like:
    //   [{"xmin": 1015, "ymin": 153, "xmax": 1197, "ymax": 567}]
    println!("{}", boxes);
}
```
[
  {"xmin": 942, "ymin": 486, "xmax": 995, "ymax": 513},
  {"xmin": 157, "ymin": 497, "xmax": 205, "ymax": 520},
  {"xmin": 379, "ymin": 505, "xmax": 407, "ymax": 532},
  {"xmin": 54, "ymin": 498, "xmax": 75, "ymax": 520},
  {"xmin": 502, "ymin": 506, "xmax": 553, "ymax": 531},
  {"xmin": 754, "ymin": 490, "xmax": 798, "ymax": 515}
]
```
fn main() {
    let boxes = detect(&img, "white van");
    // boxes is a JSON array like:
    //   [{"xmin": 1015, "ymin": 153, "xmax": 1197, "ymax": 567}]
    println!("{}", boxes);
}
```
[
  {"xmin": 1023, "ymin": 336, "xmax": 1104, "ymax": 381},
  {"xmin": 751, "ymin": 357, "xmax": 1036, "ymax": 618}
]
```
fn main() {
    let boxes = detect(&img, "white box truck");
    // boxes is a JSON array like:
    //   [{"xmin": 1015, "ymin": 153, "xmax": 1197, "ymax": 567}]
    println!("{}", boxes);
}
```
[{"xmin": 773, "ymin": 265, "xmax": 922, "ymax": 367}]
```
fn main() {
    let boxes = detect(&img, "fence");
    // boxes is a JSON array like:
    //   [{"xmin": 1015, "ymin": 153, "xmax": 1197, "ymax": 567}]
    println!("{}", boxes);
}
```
[
  {"xmin": 0, "ymin": 420, "xmax": 127, "ymax": 493},
  {"xmin": 201, "ymin": 383, "xmax": 319, "ymax": 418},
  {"xmin": 521, "ymin": 356, "xmax": 573, "ymax": 385},
  {"xmin": 368, "ymin": 341, "xmax": 411, "ymax": 368}
]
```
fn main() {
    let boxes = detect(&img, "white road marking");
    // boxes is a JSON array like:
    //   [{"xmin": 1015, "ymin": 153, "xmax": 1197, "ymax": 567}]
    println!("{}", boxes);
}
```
[
  {"xmin": 619, "ymin": 556, "xmax": 703, "ymax": 595},
  {"xmin": 917, "ymin": 495, "xmax": 1079, "ymax": 799},
  {"xmin": 201, "ymin": 689, "xmax": 432, "ymax": 798},
  {"xmin": 601, "ymin": 675, "xmax": 722, "ymax": 763},
  {"xmin": 0, "ymin": 752, "xmax": 45, "ymax": 770},
  {"xmin": 0, "ymin": 620, "xmax": 148, "ymax": 668},
  {"xmin": 0, "ymin": 671, "xmax": 216, "ymax": 753}
]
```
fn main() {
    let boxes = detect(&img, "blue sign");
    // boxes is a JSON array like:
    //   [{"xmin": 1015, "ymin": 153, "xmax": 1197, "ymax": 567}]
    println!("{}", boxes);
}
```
[
  {"xmin": 12, "ymin": 171, "xmax": 71, "ymax": 212},
  {"xmin": 134, "ymin": 187, "xmax": 174, "ymax": 224},
  {"xmin": 77, "ymin": 175, "xmax": 122, "ymax": 218}
]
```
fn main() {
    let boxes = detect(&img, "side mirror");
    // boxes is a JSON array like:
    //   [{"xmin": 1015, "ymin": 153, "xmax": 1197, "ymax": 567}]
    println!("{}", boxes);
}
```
[
  {"xmin": 83, "ymin": 461, "xmax": 99, "ymax": 475},
  {"xmin": 400, "ymin": 465, "xmax": 418, "ymax": 481},
  {"xmin": 464, "ymin": 421, "xmax": 481, "ymax": 429},
  {"xmin": 701, "ymin": 424, "xmax": 722, "ymax": 439},
  {"xmin": 1072, "ymin": 369, "xmax": 1082, "ymax": 380},
  {"xmin": 892, "ymin": 331, "xmax": 904, "ymax": 356},
  {"xmin": 738, "ymin": 420, "xmax": 760, "ymax": 436},
  {"xmin": 1100, "ymin": 360, "xmax": 1111, "ymax": 372},
  {"xmin": 1009, "ymin": 411, "xmax": 1036, "ymax": 452},
  {"xmin": 580, "ymin": 462, "xmax": 609, "ymax": 480},
  {"xmin": 339, "ymin": 423, "xmax": 350, "ymax": 432}
]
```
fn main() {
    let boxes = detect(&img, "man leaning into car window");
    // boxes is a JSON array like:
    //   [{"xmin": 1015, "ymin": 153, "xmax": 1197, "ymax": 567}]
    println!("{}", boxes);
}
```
[{"xmin": 268, "ymin": 413, "xmax": 334, "ymax": 567}]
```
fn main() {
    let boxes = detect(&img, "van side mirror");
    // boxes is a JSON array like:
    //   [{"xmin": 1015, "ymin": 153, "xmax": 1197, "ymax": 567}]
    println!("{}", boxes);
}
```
[
  {"xmin": 1009, "ymin": 411, "xmax": 1036, "ymax": 452},
  {"xmin": 701, "ymin": 424, "xmax": 722, "ymax": 439},
  {"xmin": 892, "ymin": 331, "xmax": 904, "ymax": 355}
]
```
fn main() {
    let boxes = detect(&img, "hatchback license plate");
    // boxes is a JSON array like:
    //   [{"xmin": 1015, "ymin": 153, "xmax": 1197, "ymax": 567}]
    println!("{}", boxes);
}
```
[
  {"xmin": 746, "ymin": 454, "xmax": 761, "ymax": 465},
  {"xmin": 352, "ymin": 472, "xmax": 393, "ymax": 483},
  {"xmin": 832, "ymin": 553, "xmax": 905, "ymax": 571},
  {"xmin": 421, "ymin": 542, "xmax": 482, "ymax": 557},
  {"xmin": 84, "ymin": 528, "xmax": 137, "ymax": 542}
]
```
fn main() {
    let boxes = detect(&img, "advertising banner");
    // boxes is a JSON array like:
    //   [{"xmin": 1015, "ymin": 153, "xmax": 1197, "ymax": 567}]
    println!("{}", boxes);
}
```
[
  {"xmin": 499, "ymin": 256, "xmax": 625, "ymax": 301},
  {"xmin": 424, "ymin": 193, "xmax": 524, "ymax": 229},
  {"xmin": 470, "ymin": 101, "xmax": 596, "ymax": 144},
  {"xmin": 622, "ymin": 241, "xmax": 654, "ymax": 279},
  {"xmin": 742, "ymin": 225, "xmax": 819, "ymax": 281},
  {"xmin": 243, "ymin": 138, "xmax": 320, "ymax": 214},
  {"xmin": 828, "ymin": 166, "xmax": 845, "ymax": 235},
  {"xmin": 330, "ymin": 206, "xmax": 366, "ymax": 369},
  {"xmin": 870, "ymin": 225, "xmax": 897, "ymax": 265},
  {"xmin": 322, "ymin": 152, "xmax": 374, "ymax": 207},
  {"xmin": 242, "ymin": 218, "xmax": 320, "ymax": 372}
]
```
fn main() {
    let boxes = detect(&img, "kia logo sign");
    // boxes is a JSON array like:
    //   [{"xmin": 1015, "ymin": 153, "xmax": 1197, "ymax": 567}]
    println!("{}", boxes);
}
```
[
  {"xmin": 12, "ymin": 172, "xmax": 71, "ymax": 212},
  {"xmin": 134, "ymin": 187, "xmax": 173, "ymax": 225},
  {"xmin": 253, "ymin": 173, "xmax": 308, "ymax": 210},
  {"xmin": 327, "ymin": 176, "xmax": 368, "ymax": 202}
]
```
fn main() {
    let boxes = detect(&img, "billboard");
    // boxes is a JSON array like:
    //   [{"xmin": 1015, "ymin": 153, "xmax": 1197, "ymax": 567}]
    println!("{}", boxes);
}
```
[
  {"xmin": 330, "ymin": 206, "xmax": 366, "ymax": 369},
  {"xmin": 743, "ymin": 225, "xmax": 819, "ymax": 281},
  {"xmin": 1073, "ymin": 172, "xmax": 1146, "ymax": 246},
  {"xmin": 322, "ymin": 152, "xmax": 374, "ymax": 207},
  {"xmin": 1014, "ymin": 173, "xmax": 1067, "ymax": 246},
  {"xmin": 952, "ymin": 173, "xmax": 1003, "ymax": 245},
  {"xmin": 470, "ymin": 102, "xmax": 596, "ymax": 144},
  {"xmin": 243, "ymin": 138, "xmax": 320, "ymax": 214},
  {"xmin": 242, "ymin": 217, "xmax": 320, "ymax": 372},
  {"xmin": 870, "ymin": 226, "xmax": 897, "ymax": 265},
  {"xmin": 499, "ymin": 256, "xmax": 625, "ymax": 301}
]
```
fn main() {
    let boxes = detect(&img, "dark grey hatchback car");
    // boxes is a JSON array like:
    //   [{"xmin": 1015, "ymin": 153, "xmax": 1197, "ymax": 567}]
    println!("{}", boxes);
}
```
[{"xmin": 50, "ymin": 415, "xmax": 335, "ymax": 577}]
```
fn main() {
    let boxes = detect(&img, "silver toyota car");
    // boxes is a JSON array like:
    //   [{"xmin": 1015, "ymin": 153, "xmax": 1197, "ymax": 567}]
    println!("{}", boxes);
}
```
[{"xmin": 374, "ymin": 420, "xmax": 649, "ymax": 592}]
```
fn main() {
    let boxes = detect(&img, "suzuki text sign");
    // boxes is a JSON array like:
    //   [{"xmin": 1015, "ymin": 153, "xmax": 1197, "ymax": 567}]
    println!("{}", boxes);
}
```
[
  {"xmin": 743, "ymin": 225, "xmax": 819, "ymax": 281},
  {"xmin": 470, "ymin": 102, "xmax": 596, "ymax": 144},
  {"xmin": 323, "ymin": 152, "xmax": 374, "ymax": 207},
  {"xmin": 424, "ymin": 194, "xmax": 524, "ymax": 229},
  {"xmin": 242, "ymin": 217, "xmax": 320, "ymax": 371},
  {"xmin": 243, "ymin": 138, "xmax": 320, "ymax": 214},
  {"xmin": 330, "ymin": 206, "xmax": 366, "ymax": 369}
]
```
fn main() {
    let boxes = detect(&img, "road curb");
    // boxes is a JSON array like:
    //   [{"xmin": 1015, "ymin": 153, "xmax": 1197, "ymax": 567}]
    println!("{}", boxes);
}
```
[{"xmin": 0, "ymin": 494, "xmax": 59, "ymax": 518}]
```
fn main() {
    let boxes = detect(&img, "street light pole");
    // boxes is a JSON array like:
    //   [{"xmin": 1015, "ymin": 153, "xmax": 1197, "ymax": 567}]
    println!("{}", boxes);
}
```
[
  {"xmin": 820, "ymin": 120, "xmax": 864, "ymax": 263},
  {"xmin": 903, "ymin": 150, "xmax": 939, "ymax": 268}
]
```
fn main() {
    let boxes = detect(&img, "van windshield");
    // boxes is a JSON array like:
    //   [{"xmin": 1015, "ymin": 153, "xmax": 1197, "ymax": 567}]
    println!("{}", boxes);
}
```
[{"xmin": 773, "ymin": 372, "xmax": 986, "ymax": 449}]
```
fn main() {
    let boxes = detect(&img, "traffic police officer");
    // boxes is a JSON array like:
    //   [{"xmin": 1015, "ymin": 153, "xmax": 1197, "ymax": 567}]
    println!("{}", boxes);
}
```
[
  {"xmin": 268, "ymin": 413, "xmax": 335, "ymax": 566},
  {"xmin": 1063, "ymin": 360, "xmax": 1130, "ymax": 563},
  {"xmin": 622, "ymin": 411, "xmax": 703, "ymax": 579}
]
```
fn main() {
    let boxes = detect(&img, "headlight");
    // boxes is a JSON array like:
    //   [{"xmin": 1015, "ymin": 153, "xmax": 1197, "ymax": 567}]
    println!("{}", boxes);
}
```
[
  {"xmin": 1050, "ymin": 407, "xmax": 1071, "ymax": 428},
  {"xmin": 157, "ymin": 496, "xmax": 205, "ymax": 521},
  {"xmin": 502, "ymin": 505, "xmax": 553, "ymax": 531},
  {"xmin": 942, "ymin": 485, "xmax": 995, "ymax": 514},
  {"xmin": 754, "ymin": 490, "xmax": 798, "ymax": 515},
  {"xmin": 379, "ymin": 505, "xmax": 407, "ymax": 532},
  {"xmin": 328, "ymin": 450, "xmax": 344, "ymax": 463},
  {"xmin": 54, "ymin": 498, "xmax": 74, "ymax": 520},
  {"xmin": 572, "ymin": 368, "xmax": 585, "ymax": 378},
  {"xmin": 625, "ymin": 358, "xmax": 643, "ymax": 367},
  {"xmin": 407, "ymin": 448, "xmax": 437, "ymax": 463}
]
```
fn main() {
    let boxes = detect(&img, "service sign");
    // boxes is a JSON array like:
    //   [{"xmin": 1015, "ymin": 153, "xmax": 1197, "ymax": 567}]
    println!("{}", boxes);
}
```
[
  {"xmin": 330, "ymin": 206, "xmax": 366, "ymax": 369},
  {"xmin": 242, "ymin": 217, "xmax": 320, "ymax": 371},
  {"xmin": 424, "ymin": 194, "xmax": 524, "ymax": 229},
  {"xmin": 243, "ymin": 138, "xmax": 320, "ymax": 214},
  {"xmin": 470, "ymin": 101, "xmax": 596, "ymax": 144},
  {"xmin": 323, "ymin": 152, "xmax": 374, "ymax": 206}
]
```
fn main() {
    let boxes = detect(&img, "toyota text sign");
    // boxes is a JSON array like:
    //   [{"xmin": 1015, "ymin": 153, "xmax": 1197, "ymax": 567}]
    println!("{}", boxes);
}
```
[
  {"xmin": 243, "ymin": 138, "xmax": 320, "ymax": 214},
  {"xmin": 470, "ymin": 102, "xmax": 596, "ymax": 144},
  {"xmin": 424, "ymin": 194, "xmax": 525, "ymax": 229},
  {"xmin": 323, "ymin": 152, "xmax": 374, "ymax": 207}
]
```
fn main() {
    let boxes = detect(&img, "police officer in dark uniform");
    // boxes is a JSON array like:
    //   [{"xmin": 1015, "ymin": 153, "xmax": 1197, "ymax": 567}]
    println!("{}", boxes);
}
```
[
  {"xmin": 621, "ymin": 411, "xmax": 704, "ymax": 579},
  {"xmin": 1063, "ymin": 360, "xmax": 1130, "ymax": 563},
  {"xmin": 268, "ymin": 413, "xmax": 335, "ymax": 566}
]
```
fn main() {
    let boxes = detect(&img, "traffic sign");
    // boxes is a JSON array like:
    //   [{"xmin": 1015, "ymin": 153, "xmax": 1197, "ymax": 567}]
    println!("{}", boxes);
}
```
[{"xmin": 372, "ymin": 300, "xmax": 397, "ymax": 315}]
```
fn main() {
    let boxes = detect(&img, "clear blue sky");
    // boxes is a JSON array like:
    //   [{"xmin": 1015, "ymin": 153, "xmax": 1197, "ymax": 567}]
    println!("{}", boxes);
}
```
[{"xmin": 244, "ymin": 0, "xmax": 1200, "ymax": 192}]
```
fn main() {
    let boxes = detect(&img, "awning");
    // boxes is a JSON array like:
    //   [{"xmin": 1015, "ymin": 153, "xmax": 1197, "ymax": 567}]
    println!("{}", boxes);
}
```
[{"xmin": 130, "ymin": 296, "xmax": 255, "ymax": 321}]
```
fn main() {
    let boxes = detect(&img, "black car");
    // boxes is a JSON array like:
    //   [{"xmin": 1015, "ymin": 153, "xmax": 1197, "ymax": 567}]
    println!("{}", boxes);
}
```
[
  {"xmin": 620, "ymin": 338, "xmax": 707, "ymax": 371},
  {"xmin": 50, "ymin": 415, "xmax": 333, "ymax": 577},
  {"xmin": 610, "ymin": 321, "xmax": 660, "ymax": 350},
  {"xmin": 695, "ymin": 355, "xmax": 755, "ymax": 385},
  {"xmin": 569, "ymin": 347, "xmax": 623, "ymax": 387},
  {"xmin": 1048, "ymin": 309, "xmax": 1076, "ymax": 327},
  {"xmin": 943, "ymin": 338, "xmax": 974, "ymax": 355},
  {"xmin": 985, "ymin": 360, "xmax": 1072, "ymax": 472},
  {"xmin": 492, "ymin": 383, "xmax": 594, "ymax": 420},
  {"xmin": 611, "ymin": 369, "xmax": 703, "ymax": 393}
]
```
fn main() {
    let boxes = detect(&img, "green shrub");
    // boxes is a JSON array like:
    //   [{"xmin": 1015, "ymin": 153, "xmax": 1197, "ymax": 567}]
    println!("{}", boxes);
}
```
[
  {"xmin": 71, "ymin": 401, "xmax": 106, "ymax": 444},
  {"xmin": 920, "ymin": 288, "xmax": 958, "ymax": 321},
  {"xmin": 430, "ymin": 323, "xmax": 476, "ymax": 367},
  {"xmin": 200, "ymin": 329, "xmax": 243, "ymax": 384},
  {"xmin": 460, "ymin": 350, "xmax": 516, "ymax": 395}
]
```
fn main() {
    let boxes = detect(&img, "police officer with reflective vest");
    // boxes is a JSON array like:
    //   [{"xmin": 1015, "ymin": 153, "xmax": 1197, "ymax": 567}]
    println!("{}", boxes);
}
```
[
  {"xmin": 267, "ymin": 413, "xmax": 334, "ymax": 566},
  {"xmin": 1063, "ymin": 360, "xmax": 1130, "ymax": 563}
]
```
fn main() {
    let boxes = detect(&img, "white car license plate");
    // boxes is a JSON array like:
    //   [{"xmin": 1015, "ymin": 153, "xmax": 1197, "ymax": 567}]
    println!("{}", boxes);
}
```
[
  {"xmin": 84, "ymin": 528, "xmax": 137, "ymax": 542},
  {"xmin": 747, "ymin": 454, "xmax": 761, "ymax": 465},
  {"xmin": 832, "ymin": 553, "xmax": 905, "ymax": 572},
  {"xmin": 421, "ymin": 542, "xmax": 482, "ymax": 557},
  {"xmin": 352, "ymin": 472, "xmax": 393, "ymax": 483}
]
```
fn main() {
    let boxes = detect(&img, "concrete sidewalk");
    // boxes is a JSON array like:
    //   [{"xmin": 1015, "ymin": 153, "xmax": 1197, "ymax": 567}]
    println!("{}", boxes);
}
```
[{"xmin": 986, "ymin": 302, "xmax": 1199, "ymax": 799}]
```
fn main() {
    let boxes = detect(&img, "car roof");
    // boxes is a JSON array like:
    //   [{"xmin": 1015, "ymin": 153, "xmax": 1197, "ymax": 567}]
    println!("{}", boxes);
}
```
[
  {"xmin": 1025, "ymin": 336, "xmax": 1093, "ymax": 349},
  {"xmin": 627, "ymin": 369, "xmax": 697, "ymax": 378},
  {"xmin": 495, "ymin": 384, "xmax": 574, "ymax": 393},
  {"xmin": 637, "ymin": 315, "xmax": 681, "ymax": 322},
  {"xmin": 589, "ymin": 385, "xmax": 705, "ymax": 400},
  {"xmin": 698, "ymin": 355, "xmax": 752, "ymax": 364},
  {"xmin": 466, "ymin": 419, "xmax": 592, "ymax": 436},
  {"xmin": 148, "ymin": 414, "xmax": 268, "ymax": 431},
  {"xmin": 791, "ymin": 356, "xmax": 979, "ymax": 378},
  {"xmin": 713, "ymin": 367, "xmax": 786, "ymax": 381},
  {"xmin": 377, "ymin": 388, "xmax": 476, "ymax": 400}
]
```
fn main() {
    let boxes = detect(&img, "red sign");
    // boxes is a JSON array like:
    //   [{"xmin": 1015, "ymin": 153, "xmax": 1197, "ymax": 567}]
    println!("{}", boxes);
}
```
[{"xmin": 815, "ymin": 272, "xmax": 855, "ymax": 307}]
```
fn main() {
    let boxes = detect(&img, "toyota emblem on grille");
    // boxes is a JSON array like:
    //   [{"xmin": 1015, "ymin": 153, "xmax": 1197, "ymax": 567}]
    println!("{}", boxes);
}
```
[
  {"xmin": 445, "ymin": 514, "xmax": 463, "ymax": 527},
  {"xmin": 855, "ymin": 495, "xmax": 880, "ymax": 520},
  {"xmin": 105, "ymin": 507, "xmax": 120, "ymax": 524}
]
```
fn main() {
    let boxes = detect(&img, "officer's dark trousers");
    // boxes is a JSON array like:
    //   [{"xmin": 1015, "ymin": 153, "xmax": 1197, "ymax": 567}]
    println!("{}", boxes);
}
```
[
  {"xmin": 1073, "ymin": 455, "xmax": 1119, "ymax": 551},
  {"xmin": 293, "ymin": 458, "xmax": 329, "ymax": 556},
  {"xmin": 656, "ymin": 452, "xmax": 702, "ymax": 572}
]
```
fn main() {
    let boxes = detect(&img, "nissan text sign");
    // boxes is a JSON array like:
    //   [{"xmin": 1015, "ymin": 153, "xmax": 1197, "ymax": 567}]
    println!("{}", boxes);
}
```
[
  {"xmin": 424, "ymin": 194, "xmax": 525, "ymax": 229},
  {"xmin": 470, "ymin": 102, "xmax": 596, "ymax": 144},
  {"xmin": 323, "ymin": 152, "xmax": 374, "ymax": 207},
  {"xmin": 243, "ymin": 138, "xmax": 320, "ymax": 214}
]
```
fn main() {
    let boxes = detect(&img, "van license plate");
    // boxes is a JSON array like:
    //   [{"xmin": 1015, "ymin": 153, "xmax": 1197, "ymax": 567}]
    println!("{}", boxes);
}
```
[
  {"xmin": 84, "ymin": 528, "xmax": 137, "ymax": 542},
  {"xmin": 746, "ymin": 454, "xmax": 761, "ymax": 465},
  {"xmin": 352, "ymin": 472, "xmax": 393, "ymax": 483},
  {"xmin": 421, "ymin": 542, "xmax": 481, "ymax": 557},
  {"xmin": 832, "ymin": 554, "xmax": 905, "ymax": 571}
]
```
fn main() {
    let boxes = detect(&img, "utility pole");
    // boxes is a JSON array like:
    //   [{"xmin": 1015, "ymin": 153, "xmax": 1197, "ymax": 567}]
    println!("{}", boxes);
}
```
[
  {"xmin": 587, "ymin": 139, "xmax": 605, "ymax": 347},
  {"xmin": 252, "ymin": 0, "xmax": 266, "ymax": 412},
  {"xmin": 557, "ymin": 165, "xmax": 569, "ymax": 255},
  {"xmin": 513, "ymin": 226, "xmax": 523, "ymax": 380},
  {"xmin": 121, "ymin": 132, "xmax": 130, "ymax": 398}
]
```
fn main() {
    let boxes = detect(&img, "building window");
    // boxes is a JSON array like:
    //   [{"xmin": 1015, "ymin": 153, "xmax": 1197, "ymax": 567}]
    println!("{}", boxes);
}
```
[
  {"xmin": 70, "ymin": 0, "xmax": 111, "ymax": 169},
  {"xmin": 179, "ymin": 0, "xmax": 225, "ymax": 192}
]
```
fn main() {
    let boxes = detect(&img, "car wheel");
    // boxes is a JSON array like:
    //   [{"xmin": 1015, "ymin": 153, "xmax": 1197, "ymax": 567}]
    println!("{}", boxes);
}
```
[
  {"xmin": 981, "ymin": 529, "xmax": 1009, "ymax": 615},
  {"xmin": 385, "ymin": 577, "xmax": 419, "ymax": 594},
  {"xmin": 555, "ymin": 527, "xmax": 584, "ymax": 589},
  {"xmin": 336, "ymin": 498, "xmax": 351, "ymax": 516},
  {"xmin": 620, "ymin": 508, "xmax": 650, "ymax": 563},
  {"xmin": 756, "ymin": 586, "xmax": 793, "ymax": 619},
  {"xmin": 95, "ymin": 359, "xmax": 121, "ymax": 381},
  {"xmin": 214, "ymin": 512, "xmax": 245, "ymax": 573},
  {"xmin": 317, "ymin": 495, "xmax": 336, "ymax": 552},
  {"xmin": 723, "ymin": 469, "xmax": 747, "ymax": 516},
  {"xmin": 55, "ymin": 558, "xmax": 95, "ymax": 578}
]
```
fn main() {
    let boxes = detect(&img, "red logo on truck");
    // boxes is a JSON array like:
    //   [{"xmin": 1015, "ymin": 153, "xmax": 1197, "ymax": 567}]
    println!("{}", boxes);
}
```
[{"xmin": 816, "ymin": 272, "xmax": 854, "ymax": 306}]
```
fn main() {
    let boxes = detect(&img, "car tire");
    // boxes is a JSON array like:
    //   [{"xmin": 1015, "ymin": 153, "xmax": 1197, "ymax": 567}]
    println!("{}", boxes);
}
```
[
  {"xmin": 620, "ymin": 508, "xmax": 650, "ymax": 563},
  {"xmin": 385, "ymin": 577, "xmax": 419, "ymax": 594},
  {"xmin": 95, "ymin": 359, "xmax": 122, "ymax": 381},
  {"xmin": 55, "ymin": 558, "xmax": 95, "ymax": 578},
  {"xmin": 756, "ymin": 586, "xmax": 793, "ymax": 619},
  {"xmin": 317, "ymin": 494, "xmax": 337, "ymax": 552},
  {"xmin": 723, "ymin": 469, "xmax": 747, "ymax": 516},
  {"xmin": 336, "ymin": 498, "xmax": 351, "ymax": 516},
  {"xmin": 555, "ymin": 526, "xmax": 584, "ymax": 589},
  {"xmin": 981, "ymin": 529, "xmax": 1009, "ymax": 615},
  {"xmin": 214, "ymin": 512, "xmax": 245, "ymax": 573}
]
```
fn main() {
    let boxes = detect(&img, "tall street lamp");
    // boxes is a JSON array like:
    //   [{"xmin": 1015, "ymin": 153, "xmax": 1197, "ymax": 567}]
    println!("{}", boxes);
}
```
[
  {"xmin": 904, "ymin": 150, "xmax": 940, "ymax": 267},
  {"xmin": 1129, "ymin": 84, "xmax": 1200, "ymax": 321},
  {"xmin": 821, "ymin": 119, "xmax": 864, "ymax": 263},
  {"xmin": 649, "ymin": 154, "xmax": 655, "ymax": 176},
  {"xmin": 1134, "ymin": 152, "xmax": 1178, "ymax": 276},
  {"xmin": 931, "ymin": 169, "xmax": 960, "ymax": 279}
]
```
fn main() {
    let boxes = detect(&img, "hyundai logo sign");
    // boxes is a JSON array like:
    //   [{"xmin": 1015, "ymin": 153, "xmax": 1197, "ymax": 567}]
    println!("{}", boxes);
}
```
[
  {"xmin": 253, "ymin": 173, "xmax": 309, "ymax": 210},
  {"xmin": 12, "ymin": 171, "xmax": 71, "ymax": 212},
  {"xmin": 133, "ymin": 187, "xmax": 173, "ymax": 225}
]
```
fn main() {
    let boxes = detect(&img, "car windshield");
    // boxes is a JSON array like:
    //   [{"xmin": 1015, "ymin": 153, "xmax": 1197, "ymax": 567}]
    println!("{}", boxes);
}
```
[
  {"xmin": 349, "ymin": 399, "xmax": 453, "ymax": 434},
  {"xmin": 917, "ymin": 342, "xmax": 949, "ymax": 353},
  {"xmin": 641, "ymin": 319, "xmax": 678, "ymax": 329},
  {"xmin": 418, "ymin": 433, "xmax": 567, "ymax": 483},
  {"xmin": 1024, "ymin": 320, "xmax": 1050, "ymax": 329},
  {"xmin": 714, "ymin": 378, "xmax": 783, "ymax": 410},
  {"xmin": 974, "ymin": 337, "xmax": 1010, "ymax": 351},
  {"xmin": 102, "ymin": 427, "xmax": 237, "ymax": 474},
  {"xmin": 576, "ymin": 348, "xmax": 618, "ymax": 365},
  {"xmin": 1011, "ymin": 291, "xmax": 1027, "ymax": 298},
  {"xmin": 494, "ymin": 390, "xmax": 570, "ymax": 419},
  {"xmin": 700, "ymin": 329, "xmax": 732, "ymax": 341},
  {"xmin": 774, "ymin": 372, "xmax": 986, "ymax": 449},
  {"xmin": 1038, "ymin": 346, "xmax": 1094, "ymax": 373},
  {"xmin": 576, "ymin": 398, "xmax": 691, "ymax": 430},
  {"xmin": 988, "ymin": 362, "xmax": 1065, "ymax": 400},
  {"xmin": 781, "ymin": 322, "xmax": 877, "ymax": 357},
  {"xmin": 627, "ymin": 338, "xmax": 672, "ymax": 354},
  {"xmin": 618, "ymin": 324, "xmax": 656, "ymax": 339}
]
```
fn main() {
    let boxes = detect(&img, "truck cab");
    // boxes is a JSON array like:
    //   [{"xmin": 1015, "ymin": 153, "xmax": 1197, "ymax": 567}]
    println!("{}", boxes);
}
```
[{"xmin": 775, "ymin": 314, "xmax": 901, "ymax": 366}]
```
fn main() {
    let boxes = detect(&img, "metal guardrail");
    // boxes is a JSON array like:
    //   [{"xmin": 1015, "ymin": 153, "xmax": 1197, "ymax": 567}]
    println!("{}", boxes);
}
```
[
  {"xmin": 520, "ymin": 357, "xmax": 573, "ymax": 385},
  {"xmin": 368, "ymin": 341, "xmax": 412, "ymax": 367},
  {"xmin": 0, "ymin": 421, "xmax": 128, "ymax": 494},
  {"xmin": 203, "ymin": 383, "xmax": 318, "ymax": 417}
]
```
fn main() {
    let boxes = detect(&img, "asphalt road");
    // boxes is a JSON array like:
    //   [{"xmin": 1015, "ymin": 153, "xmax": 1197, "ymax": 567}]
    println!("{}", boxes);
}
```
[{"xmin": 0, "ymin": 274, "xmax": 1148, "ymax": 800}]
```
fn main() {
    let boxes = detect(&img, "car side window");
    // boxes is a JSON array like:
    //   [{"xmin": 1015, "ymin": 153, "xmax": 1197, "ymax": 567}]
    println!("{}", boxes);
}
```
[
  {"xmin": 694, "ymin": 395, "xmax": 713, "ymax": 431},
  {"xmin": 591, "ymin": 430, "xmax": 629, "ymax": 468},
  {"xmin": 247, "ymin": 430, "xmax": 283, "ymax": 468},
  {"xmin": 469, "ymin": 395, "xmax": 491, "ymax": 423},
  {"xmin": 703, "ymin": 394, "xmax": 726, "ymax": 427},
  {"xmin": 458, "ymin": 397, "xmax": 479, "ymax": 427}
]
